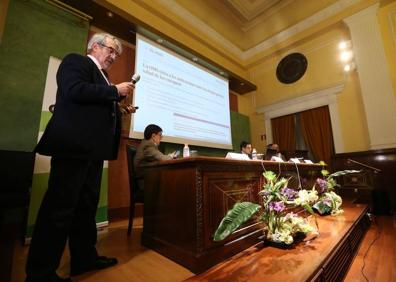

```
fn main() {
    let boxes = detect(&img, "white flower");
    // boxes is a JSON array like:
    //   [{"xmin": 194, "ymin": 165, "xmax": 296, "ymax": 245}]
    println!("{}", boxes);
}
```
[{"xmin": 294, "ymin": 189, "xmax": 318, "ymax": 206}]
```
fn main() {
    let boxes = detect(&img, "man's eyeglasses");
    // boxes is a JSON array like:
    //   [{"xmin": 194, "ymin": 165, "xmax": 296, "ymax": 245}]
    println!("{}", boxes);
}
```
[{"xmin": 99, "ymin": 43, "xmax": 120, "ymax": 58}]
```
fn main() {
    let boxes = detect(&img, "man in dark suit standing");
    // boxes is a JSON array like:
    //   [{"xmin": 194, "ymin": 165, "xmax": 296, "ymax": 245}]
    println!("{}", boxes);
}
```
[{"xmin": 26, "ymin": 33, "xmax": 135, "ymax": 282}]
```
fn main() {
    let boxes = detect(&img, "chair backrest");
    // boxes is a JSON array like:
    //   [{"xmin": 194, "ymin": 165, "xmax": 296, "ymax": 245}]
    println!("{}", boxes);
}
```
[{"xmin": 126, "ymin": 144, "xmax": 143, "ymax": 202}]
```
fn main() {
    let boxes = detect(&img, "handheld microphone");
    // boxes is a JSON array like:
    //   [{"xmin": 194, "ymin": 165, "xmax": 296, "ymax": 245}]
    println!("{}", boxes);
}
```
[{"xmin": 131, "ymin": 73, "xmax": 140, "ymax": 84}]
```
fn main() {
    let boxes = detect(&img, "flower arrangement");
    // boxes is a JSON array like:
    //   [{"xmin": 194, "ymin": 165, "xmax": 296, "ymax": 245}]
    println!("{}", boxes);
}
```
[
  {"xmin": 213, "ymin": 166, "xmax": 360, "ymax": 246},
  {"xmin": 313, "ymin": 163, "xmax": 360, "ymax": 215},
  {"xmin": 313, "ymin": 191, "xmax": 343, "ymax": 216},
  {"xmin": 260, "ymin": 171, "xmax": 319, "ymax": 245},
  {"xmin": 213, "ymin": 171, "xmax": 319, "ymax": 246}
]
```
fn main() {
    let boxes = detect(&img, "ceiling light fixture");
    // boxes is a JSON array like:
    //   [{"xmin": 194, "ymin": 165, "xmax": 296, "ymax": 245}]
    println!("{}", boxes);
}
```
[
  {"xmin": 338, "ymin": 40, "xmax": 351, "ymax": 50},
  {"xmin": 340, "ymin": 51, "xmax": 353, "ymax": 62}
]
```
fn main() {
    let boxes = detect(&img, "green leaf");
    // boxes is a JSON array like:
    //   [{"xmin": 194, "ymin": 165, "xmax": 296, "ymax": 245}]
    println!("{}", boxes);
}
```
[
  {"xmin": 303, "ymin": 203, "xmax": 315, "ymax": 215},
  {"xmin": 273, "ymin": 178, "xmax": 288, "ymax": 191},
  {"xmin": 321, "ymin": 169, "xmax": 329, "ymax": 176},
  {"xmin": 328, "ymin": 170, "xmax": 360, "ymax": 178},
  {"xmin": 213, "ymin": 202, "xmax": 261, "ymax": 241},
  {"xmin": 263, "ymin": 171, "xmax": 276, "ymax": 182},
  {"xmin": 313, "ymin": 201, "xmax": 331, "ymax": 215}
]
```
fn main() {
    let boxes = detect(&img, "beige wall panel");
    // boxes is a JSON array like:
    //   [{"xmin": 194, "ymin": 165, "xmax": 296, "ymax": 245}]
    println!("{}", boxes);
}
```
[
  {"xmin": 378, "ymin": 0, "xmax": 396, "ymax": 99},
  {"xmin": 249, "ymin": 25, "xmax": 369, "ymax": 152}
]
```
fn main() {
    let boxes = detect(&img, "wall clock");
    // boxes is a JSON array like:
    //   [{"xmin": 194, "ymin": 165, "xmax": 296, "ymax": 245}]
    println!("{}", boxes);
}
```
[{"xmin": 276, "ymin": 53, "xmax": 308, "ymax": 84}]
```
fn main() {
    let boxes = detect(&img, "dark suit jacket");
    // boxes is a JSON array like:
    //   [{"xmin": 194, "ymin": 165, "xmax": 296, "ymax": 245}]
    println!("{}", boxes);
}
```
[{"xmin": 36, "ymin": 53, "xmax": 122, "ymax": 160}]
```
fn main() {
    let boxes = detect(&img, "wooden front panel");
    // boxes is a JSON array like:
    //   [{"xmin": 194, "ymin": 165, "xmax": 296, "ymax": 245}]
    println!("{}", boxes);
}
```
[
  {"xmin": 144, "ymin": 166, "xmax": 197, "ymax": 253},
  {"xmin": 141, "ymin": 158, "xmax": 325, "ymax": 273},
  {"xmin": 203, "ymin": 171, "xmax": 262, "ymax": 249}
]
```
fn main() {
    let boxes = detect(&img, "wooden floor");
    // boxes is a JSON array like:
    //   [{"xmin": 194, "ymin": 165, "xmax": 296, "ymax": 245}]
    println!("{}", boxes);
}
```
[
  {"xmin": 9, "ymin": 215, "xmax": 396, "ymax": 282},
  {"xmin": 344, "ymin": 215, "xmax": 396, "ymax": 282}
]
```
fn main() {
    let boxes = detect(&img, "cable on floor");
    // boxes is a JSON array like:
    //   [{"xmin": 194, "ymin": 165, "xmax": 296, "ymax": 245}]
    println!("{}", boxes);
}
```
[{"xmin": 361, "ymin": 214, "xmax": 380, "ymax": 282}]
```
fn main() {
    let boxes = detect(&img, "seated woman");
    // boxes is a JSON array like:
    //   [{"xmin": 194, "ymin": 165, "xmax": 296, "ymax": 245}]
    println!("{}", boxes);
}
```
[{"xmin": 134, "ymin": 124, "xmax": 173, "ymax": 171}]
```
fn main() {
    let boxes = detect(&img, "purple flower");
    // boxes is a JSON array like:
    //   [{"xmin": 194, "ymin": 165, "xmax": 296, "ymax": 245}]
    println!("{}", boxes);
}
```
[
  {"xmin": 269, "ymin": 201, "xmax": 285, "ymax": 212},
  {"xmin": 322, "ymin": 197, "xmax": 332, "ymax": 206},
  {"xmin": 316, "ymin": 178, "xmax": 328, "ymax": 193},
  {"xmin": 281, "ymin": 187, "xmax": 298, "ymax": 200},
  {"xmin": 261, "ymin": 190, "xmax": 270, "ymax": 196}
]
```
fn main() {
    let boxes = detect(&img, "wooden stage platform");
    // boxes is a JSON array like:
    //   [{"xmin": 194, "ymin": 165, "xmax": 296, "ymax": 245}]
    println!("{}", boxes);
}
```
[{"xmin": 187, "ymin": 203, "xmax": 370, "ymax": 282}]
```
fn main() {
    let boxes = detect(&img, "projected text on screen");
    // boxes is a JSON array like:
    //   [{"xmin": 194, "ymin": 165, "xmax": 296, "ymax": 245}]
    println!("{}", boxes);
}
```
[{"xmin": 130, "ymin": 34, "xmax": 232, "ymax": 149}]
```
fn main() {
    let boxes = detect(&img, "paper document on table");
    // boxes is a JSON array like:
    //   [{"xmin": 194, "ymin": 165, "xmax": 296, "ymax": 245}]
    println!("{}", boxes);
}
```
[{"xmin": 271, "ymin": 156, "xmax": 284, "ymax": 162}]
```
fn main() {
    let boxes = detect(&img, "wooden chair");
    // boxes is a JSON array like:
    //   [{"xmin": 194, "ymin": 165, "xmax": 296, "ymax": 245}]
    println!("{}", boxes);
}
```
[{"xmin": 125, "ymin": 144, "xmax": 144, "ymax": 236}]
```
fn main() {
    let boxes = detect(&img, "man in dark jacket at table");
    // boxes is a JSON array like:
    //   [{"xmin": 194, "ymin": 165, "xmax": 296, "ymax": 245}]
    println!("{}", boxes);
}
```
[{"xmin": 26, "ymin": 33, "xmax": 135, "ymax": 282}]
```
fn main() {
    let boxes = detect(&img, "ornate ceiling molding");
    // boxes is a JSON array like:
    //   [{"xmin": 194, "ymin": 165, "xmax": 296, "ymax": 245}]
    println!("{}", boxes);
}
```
[
  {"xmin": 241, "ymin": 0, "xmax": 361, "ymax": 60},
  {"xmin": 225, "ymin": 0, "xmax": 296, "ymax": 32},
  {"xmin": 156, "ymin": 0, "xmax": 242, "ymax": 58},
  {"xmin": 224, "ymin": 0, "xmax": 284, "ymax": 22},
  {"xmin": 152, "ymin": 0, "xmax": 362, "ymax": 63}
]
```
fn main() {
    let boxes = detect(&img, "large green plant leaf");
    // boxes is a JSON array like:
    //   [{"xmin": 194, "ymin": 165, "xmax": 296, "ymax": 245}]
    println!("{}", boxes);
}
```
[
  {"xmin": 213, "ymin": 202, "xmax": 261, "ymax": 241},
  {"xmin": 328, "ymin": 170, "xmax": 360, "ymax": 178}
]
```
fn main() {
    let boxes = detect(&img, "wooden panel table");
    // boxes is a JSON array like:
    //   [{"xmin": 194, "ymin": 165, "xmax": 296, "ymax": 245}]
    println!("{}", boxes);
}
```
[
  {"xmin": 141, "ymin": 157, "xmax": 324, "ymax": 273},
  {"xmin": 187, "ymin": 203, "xmax": 370, "ymax": 282}
]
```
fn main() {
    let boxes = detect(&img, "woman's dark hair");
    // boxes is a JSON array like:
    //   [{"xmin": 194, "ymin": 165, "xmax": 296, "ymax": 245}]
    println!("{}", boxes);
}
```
[{"xmin": 144, "ymin": 124, "xmax": 162, "ymax": 140}]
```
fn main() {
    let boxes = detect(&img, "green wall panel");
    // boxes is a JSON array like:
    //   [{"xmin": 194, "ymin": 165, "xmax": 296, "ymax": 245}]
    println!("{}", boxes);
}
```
[
  {"xmin": 39, "ymin": 111, "xmax": 53, "ymax": 132},
  {"xmin": 231, "ymin": 111, "xmax": 251, "ymax": 152},
  {"xmin": 0, "ymin": 0, "xmax": 89, "ymax": 151}
]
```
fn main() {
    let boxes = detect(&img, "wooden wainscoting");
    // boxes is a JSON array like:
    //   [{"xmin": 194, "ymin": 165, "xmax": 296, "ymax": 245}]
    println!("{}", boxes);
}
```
[
  {"xmin": 332, "ymin": 148, "xmax": 396, "ymax": 215},
  {"xmin": 108, "ymin": 138, "xmax": 142, "ymax": 221}
]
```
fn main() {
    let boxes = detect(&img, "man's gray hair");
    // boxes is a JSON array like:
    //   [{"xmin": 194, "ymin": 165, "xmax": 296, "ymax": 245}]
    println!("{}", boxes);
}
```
[{"xmin": 87, "ymin": 33, "xmax": 122, "ymax": 54}]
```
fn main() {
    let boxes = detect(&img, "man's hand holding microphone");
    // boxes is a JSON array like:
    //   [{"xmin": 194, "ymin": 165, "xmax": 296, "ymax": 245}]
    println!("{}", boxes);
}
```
[{"xmin": 116, "ymin": 73, "xmax": 140, "ymax": 114}]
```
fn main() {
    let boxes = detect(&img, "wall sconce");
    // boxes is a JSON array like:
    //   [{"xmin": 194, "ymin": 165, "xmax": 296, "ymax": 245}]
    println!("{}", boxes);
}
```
[
  {"xmin": 338, "ymin": 40, "xmax": 351, "ymax": 50},
  {"xmin": 343, "ymin": 62, "xmax": 356, "ymax": 72},
  {"xmin": 339, "ymin": 40, "xmax": 355, "ymax": 72},
  {"xmin": 340, "ymin": 50, "xmax": 353, "ymax": 62}
]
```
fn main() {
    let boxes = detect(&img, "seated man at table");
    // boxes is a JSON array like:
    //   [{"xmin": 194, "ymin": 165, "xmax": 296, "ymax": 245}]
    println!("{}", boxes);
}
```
[
  {"xmin": 265, "ymin": 143, "xmax": 286, "ymax": 161},
  {"xmin": 240, "ymin": 141, "xmax": 253, "ymax": 159},
  {"xmin": 134, "ymin": 124, "xmax": 177, "ymax": 190},
  {"xmin": 134, "ymin": 124, "xmax": 175, "ymax": 169}
]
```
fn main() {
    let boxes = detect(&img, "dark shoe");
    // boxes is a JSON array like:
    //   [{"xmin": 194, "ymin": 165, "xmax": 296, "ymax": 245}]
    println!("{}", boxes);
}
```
[
  {"xmin": 70, "ymin": 256, "xmax": 118, "ymax": 276},
  {"xmin": 26, "ymin": 273, "xmax": 73, "ymax": 282}
]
